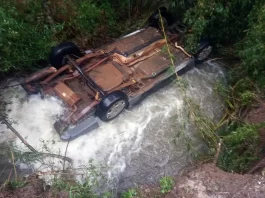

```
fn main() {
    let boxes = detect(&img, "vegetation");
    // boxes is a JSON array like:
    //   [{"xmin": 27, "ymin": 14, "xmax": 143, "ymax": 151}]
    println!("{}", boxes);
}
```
[
  {"xmin": 0, "ymin": 0, "xmax": 169, "ymax": 73},
  {"xmin": 0, "ymin": 2, "xmax": 55, "ymax": 72},
  {"xmin": 1, "ymin": 0, "xmax": 265, "ymax": 196},
  {"xmin": 159, "ymin": 176, "xmax": 175, "ymax": 194},
  {"xmin": 184, "ymin": 0, "xmax": 265, "ymax": 85},
  {"xmin": 186, "ymin": 0, "xmax": 265, "ymax": 173},
  {"xmin": 218, "ymin": 124, "xmax": 264, "ymax": 173},
  {"xmin": 0, "ymin": 142, "xmax": 112, "ymax": 197},
  {"xmin": 121, "ymin": 188, "xmax": 138, "ymax": 198},
  {"xmin": 155, "ymin": 0, "xmax": 265, "ymax": 174}
]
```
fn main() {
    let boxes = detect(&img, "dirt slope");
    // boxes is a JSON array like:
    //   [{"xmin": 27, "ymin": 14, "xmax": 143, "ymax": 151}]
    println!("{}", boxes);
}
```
[{"xmin": 140, "ymin": 164, "xmax": 265, "ymax": 198}]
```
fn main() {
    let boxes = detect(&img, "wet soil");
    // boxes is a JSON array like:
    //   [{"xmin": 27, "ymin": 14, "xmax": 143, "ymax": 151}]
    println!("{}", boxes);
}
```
[
  {"xmin": 139, "ymin": 163, "xmax": 265, "ymax": 198},
  {"xmin": 245, "ymin": 101, "xmax": 265, "ymax": 124},
  {"xmin": 1, "ymin": 164, "xmax": 265, "ymax": 198},
  {"xmin": 0, "ymin": 175, "xmax": 68, "ymax": 198},
  {"xmin": 245, "ymin": 101, "xmax": 265, "ymax": 174}
]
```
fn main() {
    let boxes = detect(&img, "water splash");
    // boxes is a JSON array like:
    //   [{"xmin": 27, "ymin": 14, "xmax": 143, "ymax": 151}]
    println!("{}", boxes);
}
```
[{"xmin": 0, "ymin": 62, "xmax": 225, "ymax": 189}]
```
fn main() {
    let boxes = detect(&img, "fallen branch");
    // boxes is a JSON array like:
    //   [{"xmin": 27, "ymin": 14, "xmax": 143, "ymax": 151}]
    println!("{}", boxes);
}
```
[
  {"xmin": 2, "ymin": 119, "xmax": 37, "ymax": 153},
  {"xmin": 2, "ymin": 118, "xmax": 73, "ymax": 163}
]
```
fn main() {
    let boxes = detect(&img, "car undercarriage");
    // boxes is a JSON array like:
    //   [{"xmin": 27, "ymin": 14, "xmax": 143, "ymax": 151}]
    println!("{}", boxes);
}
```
[{"xmin": 22, "ymin": 25, "xmax": 211, "ymax": 140}]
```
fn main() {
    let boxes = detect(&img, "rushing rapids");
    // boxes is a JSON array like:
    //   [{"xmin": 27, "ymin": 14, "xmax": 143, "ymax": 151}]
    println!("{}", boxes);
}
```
[{"xmin": 0, "ymin": 61, "xmax": 225, "ymax": 190}]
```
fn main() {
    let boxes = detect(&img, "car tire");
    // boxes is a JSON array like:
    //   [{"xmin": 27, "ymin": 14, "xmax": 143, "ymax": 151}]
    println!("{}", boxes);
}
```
[
  {"xmin": 148, "ymin": 7, "xmax": 169, "ymax": 30},
  {"xmin": 97, "ymin": 91, "xmax": 128, "ymax": 122},
  {"xmin": 194, "ymin": 41, "xmax": 213, "ymax": 64},
  {"xmin": 49, "ymin": 42, "xmax": 81, "ymax": 69}
]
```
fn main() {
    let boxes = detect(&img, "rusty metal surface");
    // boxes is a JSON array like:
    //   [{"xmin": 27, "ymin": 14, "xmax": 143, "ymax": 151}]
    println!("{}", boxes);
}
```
[
  {"xmin": 111, "ymin": 39, "xmax": 166, "ymax": 66},
  {"xmin": 102, "ymin": 27, "xmax": 163, "ymax": 56},
  {"xmin": 88, "ymin": 63, "xmax": 124, "ymax": 92},
  {"xmin": 41, "ymin": 65, "xmax": 70, "ymax": 84},
  {"xmin": 23, "ymin": 27, "xmax": 192, "ymax": 128},
  {"xmin": 53, "ymin": 83, "xmax": 81, "ymax": 106},
  {"xmin": 133, "ymin": 52, "xmax": 171, "ymax": 77},
  {"xmin": 24, "ymin": 67, "xmax": 57, "ymax": 84},
  {"xmin": 71, "ymin": 100, "xmax": 99, "ymax": 123}
]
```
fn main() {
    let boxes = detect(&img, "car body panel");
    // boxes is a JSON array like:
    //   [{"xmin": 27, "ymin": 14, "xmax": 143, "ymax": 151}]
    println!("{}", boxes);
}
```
[{"xmin": 88, "ymin": 62, "xmax": 124, "ymax": 92}]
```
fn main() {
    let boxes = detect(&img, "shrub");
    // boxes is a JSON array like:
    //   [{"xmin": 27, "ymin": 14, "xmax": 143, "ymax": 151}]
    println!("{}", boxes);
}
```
[
  {"xmin": 0, "ymin": 2, "xmax": 56, "ymax": 72},
  {"xmin": 238, "ymin": 3, "xmax": 265, "ymax": 86},
  {"xmin": 183, "ymin": 0, "xmax": 258, "ymax": 49},
  {"xmin": 0, "ymin": 0, "xmax": 173, "ymax": 73},
  {"xmin": 218, "ymin": 124, "xmax": 263, "ymax": 173},
  {"xmin": 183, "ymin": 0, "xmax": 265, "ymax": 83}
]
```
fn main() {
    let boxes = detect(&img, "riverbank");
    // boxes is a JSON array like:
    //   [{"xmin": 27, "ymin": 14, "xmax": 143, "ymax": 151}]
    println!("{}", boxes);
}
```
[
  {"xmin": 138, "ymin": 163, "xmax": 265, "ymax": 198},
  {"xmin": 1, "ymin": 162, "xmax": 265, "ymax": 198}
]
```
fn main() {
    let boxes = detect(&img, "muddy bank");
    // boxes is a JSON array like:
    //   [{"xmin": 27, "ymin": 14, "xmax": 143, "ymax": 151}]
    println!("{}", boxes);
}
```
[
  {"xmin": 0, "ymin": 175, "xmax": 68, "ymax": 198},
  {"xmin": 246, "ymin": 101, "xmax": 265, "ymax": 124},
  {"xmin": 245, "ymin": 101, "xmax": 265, "ymax": 174},
  {"xmin": 139, "ymin": 163, "xmax": 265, "ymax": 198},
  {"xmin": 1, "ymin": 163, "xmax": 265, "ymax": 198}
]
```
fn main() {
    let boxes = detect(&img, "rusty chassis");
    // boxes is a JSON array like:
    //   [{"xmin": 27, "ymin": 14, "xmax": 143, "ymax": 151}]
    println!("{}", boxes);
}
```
[{"xmin": 22, "ymin": 26, "xmax": 210, "ymax": 141}]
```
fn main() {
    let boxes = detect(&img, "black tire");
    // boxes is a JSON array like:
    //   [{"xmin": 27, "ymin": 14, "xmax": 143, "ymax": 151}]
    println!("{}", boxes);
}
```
[
  {"xmin": 49, "ymin": 42, "xmax": 81, "ymax": 69},
  {"xmin": 148, "ymin": 7, "xmax": 170, "ymax": 29},
  {"xmin": 97, "ymin": 91, "xmax": 128, "ymax": 122},
  {"xmin": 194, "ymin": 41, "xmax": 213, "ymax": 64}
]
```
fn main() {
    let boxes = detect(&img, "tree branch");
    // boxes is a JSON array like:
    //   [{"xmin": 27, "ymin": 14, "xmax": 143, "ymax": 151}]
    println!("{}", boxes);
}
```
[{"xmin": 2, "ymin": 118, "xmax": 73, "ymax": 163}]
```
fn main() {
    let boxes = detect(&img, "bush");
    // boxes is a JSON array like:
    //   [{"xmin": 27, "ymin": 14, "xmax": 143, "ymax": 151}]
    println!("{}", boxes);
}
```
[
  {"xmin": 0, "ymin": 0, "xmax": 179, "ymax": 73},
  {"xmin": 238, "ymin": 2, "xmax": 265, "ymax": 85},
  {"xmin": 0, "ymin": 2, "xmax": 56, "ymax": 72},
  {"xmin": 218, "ymin": 124, "xmax": 263, "ymax": 173},
  {"xmin": 184, "ymin": 0, "xmax": 258, "ymax": 48},
  {"xmin": 183, "ymin": 0, "xmax": 265, "ymax": 82}
]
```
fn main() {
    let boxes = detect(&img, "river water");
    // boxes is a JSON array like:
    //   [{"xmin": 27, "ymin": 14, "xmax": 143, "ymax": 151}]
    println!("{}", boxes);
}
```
[{"xmin": 0, "ymin": 61, "xmax": 225, "ymax": 190}]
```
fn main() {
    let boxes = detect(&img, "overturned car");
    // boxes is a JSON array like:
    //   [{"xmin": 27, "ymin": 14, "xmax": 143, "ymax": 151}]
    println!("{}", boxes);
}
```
[{"xmin": 23, "ymin": 21, "xmax": 212, "ymax": 141}]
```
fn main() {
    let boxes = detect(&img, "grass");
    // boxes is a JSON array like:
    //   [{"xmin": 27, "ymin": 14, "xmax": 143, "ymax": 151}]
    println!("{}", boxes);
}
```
[
  {"xmin": 9, "ymin": 180, "xmax": 27, "ymax": 190},
  {"xmin": 121, "ymin": 188, "xmax": 138, "ymax": 198},
  {"xmin": 159, "ymin": 176, "xmax": 174, "ymax": 193},
  {"xmin": 218, "ymin": 123, "xmax": 265, "ymax": 173}
]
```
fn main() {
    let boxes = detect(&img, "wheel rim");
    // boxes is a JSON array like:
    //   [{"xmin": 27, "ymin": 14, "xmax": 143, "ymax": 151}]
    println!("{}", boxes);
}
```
[
  {"xmin": 197, "ymin": 45, "xmax": 212, "ymax": 61},
  {"xmin": 106, "ymin": 100, "xmax": 126, "ymax": 120}
]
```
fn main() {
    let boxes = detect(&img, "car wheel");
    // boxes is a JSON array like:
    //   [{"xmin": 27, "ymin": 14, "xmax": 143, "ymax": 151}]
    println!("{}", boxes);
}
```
[
  {"xmin": 97, "ymin": 91, "xmax": 128, "ymax": 122},
  {"xmin": 148, "ymin": 7, "xmax": 169, "ymax": 30},
  {"xmin": 49, "ymin": 42, "xmax": 81, "ymax": 69},
  {"xmin": 194, "ymin": 42, "xmax": 213, "ymax": 64}
]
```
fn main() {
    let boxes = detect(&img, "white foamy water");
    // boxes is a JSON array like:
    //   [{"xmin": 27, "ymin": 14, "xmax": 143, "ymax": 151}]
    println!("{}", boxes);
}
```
[{"xmin": 0, "ymin": 62, "xmax": 225, "ymax": 190}]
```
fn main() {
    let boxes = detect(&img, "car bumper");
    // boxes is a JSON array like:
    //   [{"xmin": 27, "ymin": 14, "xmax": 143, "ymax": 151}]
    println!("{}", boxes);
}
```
[{"xmin": 55, "ymin": 116, "xmax": 100, "ymax": 141}]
